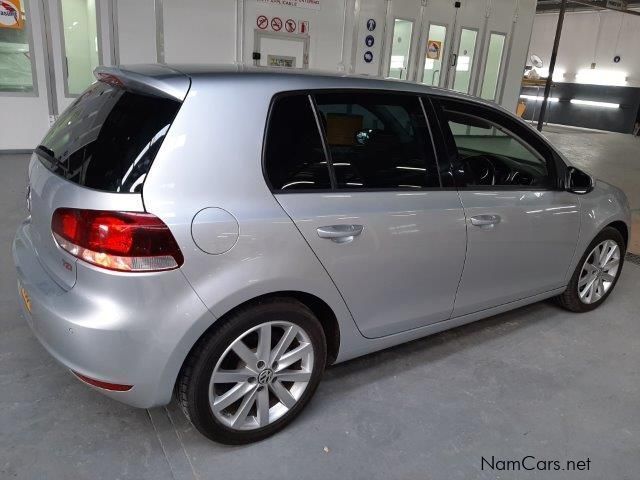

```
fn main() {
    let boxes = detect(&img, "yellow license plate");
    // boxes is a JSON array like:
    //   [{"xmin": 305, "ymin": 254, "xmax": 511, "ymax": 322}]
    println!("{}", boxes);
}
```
[{"xmin": 19, "ymin": 286, "xmax": 32, "ymax": 314}]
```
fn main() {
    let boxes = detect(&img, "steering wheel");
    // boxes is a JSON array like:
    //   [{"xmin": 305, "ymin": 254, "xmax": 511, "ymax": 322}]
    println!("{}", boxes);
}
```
[{"xmin": 462, "ymin": 155, "xmax": 497, "ymax": 186}]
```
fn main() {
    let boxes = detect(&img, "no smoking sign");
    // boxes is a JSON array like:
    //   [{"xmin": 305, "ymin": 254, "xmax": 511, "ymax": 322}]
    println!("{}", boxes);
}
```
[{"xmin": 271, "ymin": 17, "xmax": 282, "ymax": 31}]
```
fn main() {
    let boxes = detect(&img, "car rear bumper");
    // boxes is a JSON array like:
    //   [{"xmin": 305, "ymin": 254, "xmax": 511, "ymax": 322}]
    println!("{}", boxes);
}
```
[{"xmin": 13, "ymin": 219, "xmax": 216, "ymax": 408}]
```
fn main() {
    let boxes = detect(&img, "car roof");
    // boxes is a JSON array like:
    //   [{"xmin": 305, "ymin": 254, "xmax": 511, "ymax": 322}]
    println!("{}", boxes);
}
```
[
  {"xmin": 96, "ymin": 63, "xmax": 515, "ymax": 118},
  {"xmin": 168, "ymin": 63, "xmax": 464, "ymax": 96}
]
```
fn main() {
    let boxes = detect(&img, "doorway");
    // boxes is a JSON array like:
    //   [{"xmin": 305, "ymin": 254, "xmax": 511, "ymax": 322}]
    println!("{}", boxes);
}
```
[
  {"xmin": 254, "ymin": 31, "xmax": 309, "ymax": 69},
  {"xmin": 46, "ymin": 0, "xmax": 103, "ymax": 113}
]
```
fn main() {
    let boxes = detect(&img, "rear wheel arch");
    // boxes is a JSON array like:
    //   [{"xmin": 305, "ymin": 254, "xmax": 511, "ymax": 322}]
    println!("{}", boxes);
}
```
[{"xmin": 179, "ymin": 291, "xmax": 340, "ymax": 379}]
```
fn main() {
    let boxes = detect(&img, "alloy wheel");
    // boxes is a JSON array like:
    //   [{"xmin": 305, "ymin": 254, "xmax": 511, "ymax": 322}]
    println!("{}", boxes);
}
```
[
  {"xmin": 578, "ymin": 239, "xmax": 620, "ymax": 304},
  {"xmin": 208, "ymin": 321, "xmax": 314, "ymax": 430}
]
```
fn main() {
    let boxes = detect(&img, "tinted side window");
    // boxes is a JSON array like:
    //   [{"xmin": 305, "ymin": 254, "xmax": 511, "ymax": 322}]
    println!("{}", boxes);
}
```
[
  {"xmin": 265, "ymin": 95, "xmax": 330, "ymax": 190},
  {"xmin": 437, "ymin": 99, "xmax": 552, "ymax": 188},
  {"xmin": 314, "ymin": 93, "xmax": 439, "ymax": 189}
]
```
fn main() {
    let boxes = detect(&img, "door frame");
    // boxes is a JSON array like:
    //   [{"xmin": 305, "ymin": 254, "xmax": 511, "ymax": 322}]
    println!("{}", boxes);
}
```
[
  {"xmin": 49, "ymin": 0, "xmax": 105, "ymax": 101},
  {"xmin": 383, "ymin": 16, "xmax": 418, "ymax": 80},
  {"xmin": 447, "ymin": 25, "xmax": 481, "ymax": 94},
  {"xmin": 477, "ymin": 30, "xmax": 509, "ymax": 102},
  {"xmin": 415, "ymin": 21, "xmax": 452, "ymax": 87}
]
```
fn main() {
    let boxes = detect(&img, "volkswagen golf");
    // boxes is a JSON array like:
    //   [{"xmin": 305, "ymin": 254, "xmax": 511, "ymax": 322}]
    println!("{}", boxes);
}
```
[{"xmin": 13, "ymin": 65, "xmax": 630, "ymax": 444}]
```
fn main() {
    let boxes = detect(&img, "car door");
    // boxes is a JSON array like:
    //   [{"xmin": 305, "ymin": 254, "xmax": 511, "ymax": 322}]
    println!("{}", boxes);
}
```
[
  {"xmin": 429, "ymin": 97, "xmax": 581, "ymax": 317},
  {"xmin": 265, "ymin": 91, "xmax": 467, "ymax": 338}
]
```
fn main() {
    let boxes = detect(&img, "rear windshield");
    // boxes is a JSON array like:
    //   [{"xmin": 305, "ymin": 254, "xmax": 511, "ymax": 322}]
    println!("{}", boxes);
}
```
[{"xmin": 36, "ymin": 81, "xmax": 181, "ymax": 193}]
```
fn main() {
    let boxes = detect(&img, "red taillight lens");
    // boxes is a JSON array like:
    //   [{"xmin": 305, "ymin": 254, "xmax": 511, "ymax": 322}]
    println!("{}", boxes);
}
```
[{"xmin": 51, "ymin": 208, "xmax": 184, "ymax": 272}]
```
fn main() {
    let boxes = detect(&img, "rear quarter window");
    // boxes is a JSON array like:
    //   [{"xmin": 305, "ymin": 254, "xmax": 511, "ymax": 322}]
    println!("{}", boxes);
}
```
[
  {"xmin": 36, "ymin": 81, "xmax": 181, "ymax": 193},
  {"xmin": 264, "ymin": 94, "xmax": 331, "ymax": 191}
]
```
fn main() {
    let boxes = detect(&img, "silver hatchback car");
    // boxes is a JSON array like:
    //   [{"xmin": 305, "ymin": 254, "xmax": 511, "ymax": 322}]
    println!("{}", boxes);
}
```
[{"xmin": 13, "ymin": 65, "xmax": 630, "ymax": 444}]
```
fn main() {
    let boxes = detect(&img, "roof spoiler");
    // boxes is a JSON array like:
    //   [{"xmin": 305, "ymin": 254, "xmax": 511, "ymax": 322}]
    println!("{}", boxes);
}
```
[{"xmin": 94, "ymin": 65, "xmax": 190, "ymax": 101}]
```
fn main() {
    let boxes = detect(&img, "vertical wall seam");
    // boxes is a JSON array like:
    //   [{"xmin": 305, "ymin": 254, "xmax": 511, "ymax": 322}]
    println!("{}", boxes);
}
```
[
  {"xmin": 39, "ymin": 0, "xmax": 58, "ymax": 116},
  {"xmin": 155, "ymin": 0, "xmax": 165, "ymax": 63}
]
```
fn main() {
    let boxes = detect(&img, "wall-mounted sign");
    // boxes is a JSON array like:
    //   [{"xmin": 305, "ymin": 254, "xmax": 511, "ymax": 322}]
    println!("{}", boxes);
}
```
[
  {"xmin": 257, "ymin": 15, "xmax": 269, "ymax": 29},
  {"xmin": 271, "ymin": 16, "xmax": 282, "ymax": 31},
  {"xmin": 0, "ymin": 0, "xmax": 23, "ymax": 30},
  {"xmin": 366, "ymin": 19, "xmax": 376, "ymax": 32},
  {"xmin": 365, "ymin": 35, "xmax": 375, "ymax": 47},
  {"xmin": 426, "ymin": 40, "xmax": 442, "ymax": 60},
  {"xmin": 257, "ymin": 0, "xmax": 320, "ymax": 11},
  {"xmin": 257, "ymin": 14, "xmax": 309, "ymax": 34},
  {"xmin": 268, "ymin": 55, "xmax": 296, "ymax": 67},
  {"xmin": 364, "ymin": 51, "xmax": 373, "ymax": 63}
]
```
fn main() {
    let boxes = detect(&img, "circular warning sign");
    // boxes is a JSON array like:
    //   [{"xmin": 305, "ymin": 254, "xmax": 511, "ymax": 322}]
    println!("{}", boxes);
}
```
[
  {"xmin": 271, "ymin": 17, "xmax": 282, "ymax": 31},
  {"xmin": 0, "ymin": 0, "xmax": 22, "ymax": 29},
  {"xmin": 257, "ymin": 15, "xmax": 268, "ymax": 30},
  {"xmin": 285, "ymin": 19, "xmax": 296, "ymax": 33}
]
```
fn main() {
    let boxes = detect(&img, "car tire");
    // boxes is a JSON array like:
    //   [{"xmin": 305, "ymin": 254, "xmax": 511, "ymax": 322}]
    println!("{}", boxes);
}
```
[
  {"xmin": 177, "ymin": 297, "xmax": 326, "ymax": 444},
  {"xmin": 557, "ymin": 227, "xmax": 625, "ymax": 312}
]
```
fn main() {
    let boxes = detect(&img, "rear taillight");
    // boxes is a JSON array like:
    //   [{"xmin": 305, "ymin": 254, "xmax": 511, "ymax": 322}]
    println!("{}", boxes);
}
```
[{"xmin": 51, "ymin": 208, "xmax": 184, "ymax": 272}]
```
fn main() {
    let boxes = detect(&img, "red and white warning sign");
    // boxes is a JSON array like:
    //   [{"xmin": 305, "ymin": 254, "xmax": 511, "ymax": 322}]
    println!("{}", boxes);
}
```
[
  {"xmin": 256, "ymin": 15, "xmax": 268, "ymax": 30},
  {"xmin": 271, "ymin": 16, "xmax": 282, "ymax": 31},
  {"xmin": 285, "ymin": 19, "xmax": 296, "ymax": 33},
  {"xmin": 299, "ymin": 20, "xmax": 309, "ymax": 34}
]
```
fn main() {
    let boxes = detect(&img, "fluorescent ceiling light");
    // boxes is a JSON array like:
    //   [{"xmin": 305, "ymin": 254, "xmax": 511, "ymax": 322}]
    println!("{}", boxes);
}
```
[
  {"xmin": 520, "ymin": 95, "xmax": 559, "ymax": 103},
  {"xmin": 570, "ymin": 99, "xmax": 620, "ymax": 109},
  {"xmin": 575, "ymin": 68, "xmax": 626, "ymax": 86}
]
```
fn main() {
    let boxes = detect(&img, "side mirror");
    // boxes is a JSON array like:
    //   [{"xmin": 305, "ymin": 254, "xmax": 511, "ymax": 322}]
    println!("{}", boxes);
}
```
[{"xmin": 566, "ymin": 167, "xmax": 594, "ymax": 194}]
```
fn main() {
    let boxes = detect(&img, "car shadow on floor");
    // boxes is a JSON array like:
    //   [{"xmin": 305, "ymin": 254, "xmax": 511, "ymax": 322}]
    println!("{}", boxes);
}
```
[{"xmin": 320, "ymin": 299, "xmax": 571, "ymax": 397}]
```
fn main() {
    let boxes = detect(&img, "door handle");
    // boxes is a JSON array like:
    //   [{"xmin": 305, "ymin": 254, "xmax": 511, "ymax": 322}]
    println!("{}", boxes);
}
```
[
  {"xmin": 317, "ymin": 225, "xmax": 363, "ymax": 244},
  {"xmin": 470, "ymin": 215, "xmax": 501, "ymax": 227}
]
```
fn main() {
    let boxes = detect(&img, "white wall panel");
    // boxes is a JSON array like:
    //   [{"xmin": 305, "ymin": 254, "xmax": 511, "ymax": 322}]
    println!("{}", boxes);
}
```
[
  {"xmin": 500, "ymin": 0, "xmax": 536, "ymax": 112},
  {"xmin": 529, "ymin": 9, "xmax": 640, "ymax": 87},
  {"xmin": 116, "ymin": 0, "xmax": 157, "ymax": 64},
  {"xmin": 163, "ymin": 0, "xmax": 236, "ymax": 64}
]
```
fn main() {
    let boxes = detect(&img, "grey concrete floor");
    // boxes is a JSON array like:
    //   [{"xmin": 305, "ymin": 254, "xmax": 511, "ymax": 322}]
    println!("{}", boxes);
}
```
[
  {"xmin": 541, "ymin": 125, "xmax": 640, "ymax": 254},
  {"xmin": 1, "ymin": 132, "xmax": 639, "ymax": 480}
]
